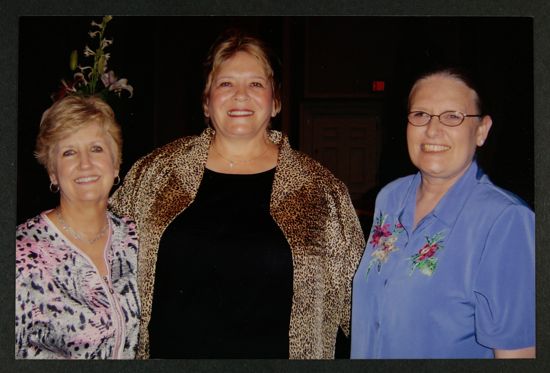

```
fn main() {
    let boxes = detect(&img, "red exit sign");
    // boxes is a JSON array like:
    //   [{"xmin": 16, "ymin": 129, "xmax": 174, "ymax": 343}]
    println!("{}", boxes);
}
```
[{"xmin": 372, "ymin": 80, "xmax": 385, "ymax": 92}]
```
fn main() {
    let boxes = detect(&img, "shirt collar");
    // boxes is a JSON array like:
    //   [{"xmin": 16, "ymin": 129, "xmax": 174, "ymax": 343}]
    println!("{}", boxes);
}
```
[
  {"xmin": 431, "ymin": 160, "xmax": 486, "ymax": 227},
  {"xmin": 399, "ymin": 160, "xmax": 487, "ymax": 230}
]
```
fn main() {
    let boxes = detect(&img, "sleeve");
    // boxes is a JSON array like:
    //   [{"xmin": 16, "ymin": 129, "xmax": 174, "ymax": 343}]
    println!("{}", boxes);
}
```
[
  {"xmin": 15, "ymin": 235, "xmax": 40, "ymax": 359},
  {"xmin": 473, "ymin": 204, "xmax": 535, "ymax": 350},
  {"xmin": 334, "ymin": 181, "xmax": 366, "ymax": 336},
  {"xmin": 15, "ymin": 262, "xmax": 29, "ymax": 358}
]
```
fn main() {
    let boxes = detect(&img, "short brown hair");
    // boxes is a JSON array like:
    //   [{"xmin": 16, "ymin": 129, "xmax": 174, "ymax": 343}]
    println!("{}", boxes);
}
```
[
  {"xmin": 202, "ymin": 29, "xmax": 282, "ymax": 115},
  {"xmin": 35, "ymin": 95, "xmax": 122, "ymax": 174}
]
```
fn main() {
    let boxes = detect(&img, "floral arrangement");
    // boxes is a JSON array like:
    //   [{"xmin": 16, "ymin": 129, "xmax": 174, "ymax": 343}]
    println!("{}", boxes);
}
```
[
  {"xmin": 52, "ymin": 16, "xmax": 133, "ymax": 102},
  {"xmin": 409, "ymin": 231, "xmax": 445, "ymax": 276},
  {"xmin": 365, "ymin": 212, "xmax": 405, "ymax": 278}
]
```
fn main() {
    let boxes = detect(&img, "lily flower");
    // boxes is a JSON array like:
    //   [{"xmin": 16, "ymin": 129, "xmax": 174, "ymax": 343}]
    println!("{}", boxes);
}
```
[
  {"xmin": 73, "ymin": 72, "xmax": 88, "ymax": 85},
  {"xmin": 52, "ymin": 16, "xmax": 133, "ymax": 102},
  {"xmin": 83, "ymin": 45, "xmax": 95, "ymax": 57},
  {"xmin": 101, "ymin": 38, "xmax": 113, "ymax": 48},
  {"xmin": 109, "ymin": 78, "xmax": 133, "ymax": 97},
  {"xmin": 101, "ymin": 70, "xmax": 133, "ymax": 97}
]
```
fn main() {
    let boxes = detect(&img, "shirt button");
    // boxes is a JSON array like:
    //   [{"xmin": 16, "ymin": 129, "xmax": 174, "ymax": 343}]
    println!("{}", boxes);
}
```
[
  {"xmin": 375, "ymin": 321, "xmax": 381, "ymax": 330},
  {"xmin": 384, "ymin": 279, "xmax": 389, "ymax": 287}
]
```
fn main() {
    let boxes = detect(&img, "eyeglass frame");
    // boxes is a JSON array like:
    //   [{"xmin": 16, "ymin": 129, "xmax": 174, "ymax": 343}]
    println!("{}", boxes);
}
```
[{"xmin": 407, "ymin": 110, "xmax": 483, "ymax": 127}]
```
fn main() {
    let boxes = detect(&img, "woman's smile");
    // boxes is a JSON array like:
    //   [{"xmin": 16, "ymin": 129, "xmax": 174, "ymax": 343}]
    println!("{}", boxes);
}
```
[
  {"xmin": 227, "ymin": 109, "xmax": 254, "ymax": 117},
  {"xmin": 74, "ymin": 175, "xmax": 101, "ymax": 184},
  {"xmin": 420, "ymin": 144, "xmax": 451, "ymax": 152}
]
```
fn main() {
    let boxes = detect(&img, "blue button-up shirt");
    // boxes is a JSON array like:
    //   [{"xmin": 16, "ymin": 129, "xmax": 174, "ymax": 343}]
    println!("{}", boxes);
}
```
[{"xmin": 351, "ymin": 161, "xmax": 535, "ymax": 358}]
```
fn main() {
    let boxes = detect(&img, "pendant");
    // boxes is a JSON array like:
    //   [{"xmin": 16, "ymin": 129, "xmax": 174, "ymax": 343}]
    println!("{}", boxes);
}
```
[{"xmin": 229, "ymin": 161, "xmax": 235, "ymax": 168}]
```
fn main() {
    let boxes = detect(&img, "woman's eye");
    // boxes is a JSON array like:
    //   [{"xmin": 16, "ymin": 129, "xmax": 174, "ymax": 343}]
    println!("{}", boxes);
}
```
[
  {"xmin": 62, "ymin": 149, "xmax": 75, "ymax": 157},
  {"xmin": 412, "ymin": 111, "xmax": 428, "ymax": 118},
  {"xmin": 219, "ymin": 81, "xmax": 232, "ymax": 87},
  {"xmin": 444, "ymin": 112, "xmax": 462, "ymax": 120},
  {"xmin": 91, "ymin": 145, "xmax": 103, "ymax": 152},
  {"xmin": 250, "ymin": 81, "xmax": 264, "ymax": 88}
]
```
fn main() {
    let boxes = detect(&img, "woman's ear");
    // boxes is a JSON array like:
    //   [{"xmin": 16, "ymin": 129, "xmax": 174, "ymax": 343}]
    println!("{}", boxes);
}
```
[
  {"xmin": 476, "ymin": 115, "xmax": 493, "ymax": 146},
  {"xmin": 203, "ymin": 99, "xmax": 210, "ymax": 118},
  {"xmin": 271, "ymin": 99, "xmax": 281, "ymax": 117},
  {"xmin": 49, "ymin": 172, "xmax": 58, "ymax": 186}
]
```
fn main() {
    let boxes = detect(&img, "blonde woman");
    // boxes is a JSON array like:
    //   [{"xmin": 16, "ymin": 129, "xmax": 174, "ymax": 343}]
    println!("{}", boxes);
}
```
[{"xmin": 15, "ymin": 95, "xmax": 140, "ymax": 359}]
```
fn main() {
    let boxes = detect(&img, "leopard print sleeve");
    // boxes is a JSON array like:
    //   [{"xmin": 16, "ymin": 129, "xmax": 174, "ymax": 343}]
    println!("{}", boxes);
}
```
[{"xmin": 333, "ymin": 180, "xmax": 366, "ymax": 336}]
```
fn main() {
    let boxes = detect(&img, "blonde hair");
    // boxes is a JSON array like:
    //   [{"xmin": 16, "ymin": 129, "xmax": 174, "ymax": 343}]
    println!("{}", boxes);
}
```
[
  {"xmin": 202, "ymin": 29, "xmax": 282, "ymax": 115},
  {"xmin": 35, "ymin": 95, "xmax": 122, "ymax": 174}
]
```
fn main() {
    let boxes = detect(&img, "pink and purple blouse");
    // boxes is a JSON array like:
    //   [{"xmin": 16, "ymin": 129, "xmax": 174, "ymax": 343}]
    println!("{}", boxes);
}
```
[{"xmin": 15, "ymin": 211, "xmax": 141, "ymax": 359}]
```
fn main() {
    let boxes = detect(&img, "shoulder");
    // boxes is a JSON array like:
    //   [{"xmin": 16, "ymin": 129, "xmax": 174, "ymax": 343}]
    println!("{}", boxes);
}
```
[
  {"xmin": 375, "ymin": 174, "xmax": 416, "ymax": 207},
  {"xmin": 130, "ymin": 135, "xmax": 199, "ymax": 174},
  {"xmin": 480, "ymin": 181, "xmax": 531, "ymax": 208},
  {"xmin": 108, "ymin": 212, "xmax": 139, "ymax": 243},
  {"xmin": 16, "ymin": 213, "xmax": 53, "ymax": 276},
  {"xmin": 16, "ymin": 213, "xmax": 51, "ymax": 247},
  {"xmin": 108, "ymin": 211, "xmax": 137, "ymax": 230},
  {"xmin": 379, "ymin": 175, "xmax": 416, "ymax": 194},
  {"xmin": 112, "ymin": 133, "xmax": 204, "ymax": 200},
  {"xmin": 470, "ymin": 178, "xmax": 533, "ymax": 218}
]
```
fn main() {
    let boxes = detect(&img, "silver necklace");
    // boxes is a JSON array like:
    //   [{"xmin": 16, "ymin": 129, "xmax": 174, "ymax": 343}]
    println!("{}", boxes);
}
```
[
  {"xmin": 55, "ymin": 209, "xmax": 109, "ymax": 245},
  {"xmin": 212, "ymin": 144, "xmax": 270, "ymax": 168}
]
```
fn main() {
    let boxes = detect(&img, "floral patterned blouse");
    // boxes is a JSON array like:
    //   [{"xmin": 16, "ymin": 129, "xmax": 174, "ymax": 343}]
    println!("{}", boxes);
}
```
[
  {"xmin": 15, "ymin": 211, "xmax": 141, "ymax": 359},
  {"xmin": 351, "ymin": 161, "xmax": 535, "ymax": 358}
]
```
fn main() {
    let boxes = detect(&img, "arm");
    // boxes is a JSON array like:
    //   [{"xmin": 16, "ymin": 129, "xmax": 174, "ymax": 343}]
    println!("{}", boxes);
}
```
[
  {"xmin": 15, "ymin": 236, "xmax": 39, "ymax": 359},
  {"xmin": 473, "ymin": 204, "xmax": 535, "ymax": 356},
  {"xmin": 15, "ymin": 270, "xmax": 30, "ymax": 358},
  {"xmin": 494, "ymin": 347, "xmax": 535, "ymax": 359}
]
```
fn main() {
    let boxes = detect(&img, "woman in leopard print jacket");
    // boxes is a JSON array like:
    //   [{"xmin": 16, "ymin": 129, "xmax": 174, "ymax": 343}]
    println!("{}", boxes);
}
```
[{"xmin": 110, "ymin": 30, "xmax": 365, "ymax": 359}]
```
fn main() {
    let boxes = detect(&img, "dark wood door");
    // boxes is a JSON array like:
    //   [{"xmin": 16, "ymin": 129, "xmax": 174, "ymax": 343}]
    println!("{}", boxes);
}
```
[{"xmin": 300, "ymin": 101, "xmax": 383, "ymax": 208}]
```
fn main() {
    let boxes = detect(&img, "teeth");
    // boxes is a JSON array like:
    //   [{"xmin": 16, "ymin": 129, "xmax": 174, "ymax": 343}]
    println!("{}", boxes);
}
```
[
  {"xmin": 228, "ymin": 110, "xmax": 253, "ymax": 116},
  {"xmin": 75, "ymin": 176, "xmax": 99, "ymax": 183},
  {"xmin": 422, "ymin": 144, "xmax": 450, "ymax": 152}
]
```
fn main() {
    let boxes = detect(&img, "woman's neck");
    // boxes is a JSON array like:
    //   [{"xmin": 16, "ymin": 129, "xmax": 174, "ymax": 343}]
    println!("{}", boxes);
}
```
[
  {"xmin": 211, "ymin": 133, "xmax": 272, "ymax": 159},
  {"xmin": 207, "ymin": 133, "xmax": 278, "ymax": 174},
  {"xmin": 413, "ymin": 175, "xmax": 457, "ymax": 227},
  {"xmin": 57, "ymin": 199, "xmax": 108, "ymax": 235}
]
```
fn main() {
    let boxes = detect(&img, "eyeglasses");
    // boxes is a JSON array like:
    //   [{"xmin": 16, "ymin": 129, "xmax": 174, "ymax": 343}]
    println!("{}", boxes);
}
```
[{"xmin": 408, "ymin": 111, "xmax": 483, "ymax": 127}]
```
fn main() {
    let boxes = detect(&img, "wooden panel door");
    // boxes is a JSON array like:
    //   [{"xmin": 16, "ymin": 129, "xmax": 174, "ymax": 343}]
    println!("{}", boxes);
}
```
[{"xmin": 300, "ymin": 101, "xmax": 383, "ymax": 208}]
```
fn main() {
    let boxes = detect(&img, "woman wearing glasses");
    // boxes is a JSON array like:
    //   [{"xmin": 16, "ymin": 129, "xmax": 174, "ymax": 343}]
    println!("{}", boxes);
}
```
[{"xmin": 351, "ymin": 67, "xmax": 535, "ymax": 358}]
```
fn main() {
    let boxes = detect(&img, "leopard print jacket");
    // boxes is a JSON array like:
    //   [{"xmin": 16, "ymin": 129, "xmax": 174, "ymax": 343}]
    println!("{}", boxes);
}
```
[{"xmin": 109, "ymin": 128, "xmax": 365, "ymax": 359}]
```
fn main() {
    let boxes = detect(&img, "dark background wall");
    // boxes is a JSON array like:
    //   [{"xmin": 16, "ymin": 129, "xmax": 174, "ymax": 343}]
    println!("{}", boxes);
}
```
[{"xmin": 17, "ymin": 16, "xmax": 533, "ymax": 227}]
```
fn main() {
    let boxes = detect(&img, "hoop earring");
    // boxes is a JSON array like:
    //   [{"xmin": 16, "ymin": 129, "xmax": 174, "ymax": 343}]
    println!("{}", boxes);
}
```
[
  {"xmin": 113, "ymin": 175, "xmax": 121, "ymax": 186},
  {"xmin": 49, "ymin": 183, "xmax": 60, "ymax": 193}
]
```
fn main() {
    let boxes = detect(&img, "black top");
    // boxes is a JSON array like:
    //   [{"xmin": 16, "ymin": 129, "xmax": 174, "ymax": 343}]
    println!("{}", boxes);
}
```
[{"xmin": 148, "ymin": 168, "xmax": 293, "ymax": 358}]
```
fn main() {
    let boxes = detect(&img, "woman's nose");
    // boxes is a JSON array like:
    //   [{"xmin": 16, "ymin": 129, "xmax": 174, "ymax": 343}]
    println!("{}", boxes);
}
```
[
  {"xmin": 79, "ymin": 152, "xmax": 92, "ymax": 168},
  {"xmin": 233, "ymin": 85, "xmax": 249, "ymax": 102},
  {"xmin": 425, "ymin": 117, "xmax": 443, "ymax": 137}
]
